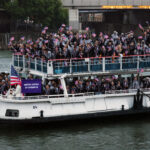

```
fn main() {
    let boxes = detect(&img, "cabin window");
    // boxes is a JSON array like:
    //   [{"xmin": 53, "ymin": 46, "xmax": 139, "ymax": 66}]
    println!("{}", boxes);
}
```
[{"xmin": 5, "ymin": 109, "xmax": 19, "ymax": 117}]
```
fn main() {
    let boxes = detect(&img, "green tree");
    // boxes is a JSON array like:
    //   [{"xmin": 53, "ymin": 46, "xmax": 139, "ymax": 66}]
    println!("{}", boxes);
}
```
[
  {"xmin": 0, "ymin": 0, "xmax": 10, "ymax": 8},
  {"xmin": 5, "ymin": 0, "xmax": 68, "ymax": 29}
]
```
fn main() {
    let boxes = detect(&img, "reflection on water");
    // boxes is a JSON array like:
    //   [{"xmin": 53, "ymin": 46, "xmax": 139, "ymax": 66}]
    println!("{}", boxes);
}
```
[{"xmin": 0, "ymin": 51, "xmax": 150, "ymax": 150}]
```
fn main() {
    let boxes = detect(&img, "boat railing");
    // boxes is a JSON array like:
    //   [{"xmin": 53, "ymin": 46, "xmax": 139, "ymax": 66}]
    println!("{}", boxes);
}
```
[
  {"xmin": 105, "ymin": 88, "xmax": 150, "ymax": 94},
  {"xmin": 1, "ymin": 89, "xmax": 150, "ymax": 101},
  {"xmin": 12, "ymin": 54, "xmax": 150, "ymax": 75},
  {"xmin": 1, "ymin": 92, "xmax": 94, "ymax": 101}
]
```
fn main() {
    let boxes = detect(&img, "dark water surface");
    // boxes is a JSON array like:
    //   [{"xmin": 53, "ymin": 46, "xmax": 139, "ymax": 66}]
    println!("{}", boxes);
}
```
[
  {"xmin": 0, "ymin": 51, "xmax": 150, "ymax": 150},
  {"xmin": 0, "ymin": 118, "xmax": 150, "ymax": 150}
]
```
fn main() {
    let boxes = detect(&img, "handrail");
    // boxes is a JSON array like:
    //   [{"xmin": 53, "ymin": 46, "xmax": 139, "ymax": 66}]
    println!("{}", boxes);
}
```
[
  {"xmin": 2, "ymin": 89, "xmax": 150, "ymax": 101},
  {"xmin": 105, "ymin": 88, "xmax": 150, "ymax": 94},
  {"xmin": 13, "ymin": 53, "xmax": 150, "ymax": 62},
  {"xmin": 105, "ymin": 89, "xmax": 137, "ymax": 94},
  {"xmin": 13, "ymin": 53, "xmax": 150, "ymax": 75},
  {"xmin": 2, "ymin": 92, "xmax": 94, "ymax": 100}
]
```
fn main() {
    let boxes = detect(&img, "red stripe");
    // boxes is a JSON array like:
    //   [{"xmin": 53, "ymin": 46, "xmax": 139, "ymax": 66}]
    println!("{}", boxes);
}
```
[
  {"xmin": 10, "ymin": 80, "xmax": 20, "ymax": 82},
  {"xmin": 10, "ymin": 77, "xmax": 19, "ymax": 79},
  {"xmin": 11, "ymin": 81, "xmax": 20, "ymax": 83}
]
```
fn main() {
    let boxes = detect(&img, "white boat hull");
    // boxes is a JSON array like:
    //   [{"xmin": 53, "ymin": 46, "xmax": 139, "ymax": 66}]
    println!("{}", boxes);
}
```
[{"xmin": 0, "ymin": 92, "xmax": 150, "ymax": 124}]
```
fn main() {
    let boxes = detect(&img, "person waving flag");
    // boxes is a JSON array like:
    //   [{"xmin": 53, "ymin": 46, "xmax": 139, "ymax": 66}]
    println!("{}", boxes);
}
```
[{"xmin": 10, "ymin": 65, "xmax": 21, "ymax": 86}]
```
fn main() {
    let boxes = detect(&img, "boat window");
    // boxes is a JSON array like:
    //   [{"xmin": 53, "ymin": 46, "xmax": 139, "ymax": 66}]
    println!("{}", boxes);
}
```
[{"xmin": 5, "ymin": 109, "xmax": 19, "ymax": 117}]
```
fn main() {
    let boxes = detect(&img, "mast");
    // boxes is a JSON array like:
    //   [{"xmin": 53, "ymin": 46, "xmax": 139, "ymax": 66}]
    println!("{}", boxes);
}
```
[{"xmin": 60, "ymin": 74, "xmax": 68, "ymax": 98}]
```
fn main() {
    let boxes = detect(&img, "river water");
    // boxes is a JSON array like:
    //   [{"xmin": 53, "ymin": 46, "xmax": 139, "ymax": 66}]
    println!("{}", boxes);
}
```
[{"xmin": 1, "ymin": 51, "xmax": 150, "ymax": 150}]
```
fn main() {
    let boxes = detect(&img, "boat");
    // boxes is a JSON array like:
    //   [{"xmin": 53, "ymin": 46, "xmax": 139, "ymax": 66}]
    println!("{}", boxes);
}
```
[{"xmin": 1, "ymin": 53, "xmax": 150, "ymax": 124}]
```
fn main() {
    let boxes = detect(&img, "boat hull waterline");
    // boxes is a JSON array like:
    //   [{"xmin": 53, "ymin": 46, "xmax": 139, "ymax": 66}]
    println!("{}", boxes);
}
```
[{"xmin": 0, "ymin": 91, "xmax": 150, "ymax": 124}]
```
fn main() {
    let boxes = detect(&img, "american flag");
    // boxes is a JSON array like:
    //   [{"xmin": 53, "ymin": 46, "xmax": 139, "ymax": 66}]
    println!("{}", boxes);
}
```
[{"xmin": 10, "ymin": 65, "xmax": 21, "ymax": 86}]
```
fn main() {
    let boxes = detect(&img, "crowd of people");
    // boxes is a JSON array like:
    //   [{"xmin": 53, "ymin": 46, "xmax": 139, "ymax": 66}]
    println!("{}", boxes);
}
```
[
  {"xmin": 2, "ymin": 23, "xmax": 150, "ymax": 96},
  {"xmin": 1, "ymin": 71, "xmax": 150, "ymax": 96},
  {"xmin": 8, "ymin": 23, "xmax": 150, "ymax": 62},
  {"xmin": 0, "ymin": 72, "xmax": 10, "ymax": 95},
  {"xmin": 42, "ymin": 79, "xmax": 63, "ymax": 95},
  {"xmin": 40, "ymin": 74, "xmax": 150, "ymax": 95},
  {"xmin": 65, "ymin": 75, "xmax": 150, "ymax": 95}
]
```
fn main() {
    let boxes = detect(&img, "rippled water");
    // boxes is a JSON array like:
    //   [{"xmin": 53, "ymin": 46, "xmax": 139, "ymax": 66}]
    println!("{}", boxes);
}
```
[
  {"xmin": 0, "ymin": 51, "xmax": 150, "ymax": 150},
  {"xmin": 0, "ymin": 118, "xmax": 150, "ymax": 150}
]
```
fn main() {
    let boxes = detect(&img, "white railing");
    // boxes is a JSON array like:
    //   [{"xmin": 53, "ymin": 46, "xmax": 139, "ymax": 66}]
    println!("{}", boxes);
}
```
[
  {"xmin": 1, "ymin": 89, "xmax": 150, "ymax": 101},
  {"xmin": 13, "ymin": 54, "xmax": 150, "ymax": 75},
  {"xmin": 1, "ymin": 92, "xmax": 94, "ymax": 101},
  {"xmin": 105, "ymin": 88, "xmax": 150, "ymax": 94}
]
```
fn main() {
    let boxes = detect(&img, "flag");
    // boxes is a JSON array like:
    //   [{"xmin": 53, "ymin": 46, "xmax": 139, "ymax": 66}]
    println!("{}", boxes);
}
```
[
  {"xmin": 21, "ymin": 36, "xmax": 25, "ymax": 41},
  {"xmin": 140, "ymin": 68, "xmax": 144, "ymax": 73},
  {"xmin": 69, "ymin": 26, "xmax": 72, "ymax": 31},
  {"xmin": 104, "ymin": 35, "xmax": 109, "ymax": 39},
  {"xmin": 138, "ymin": 36, "xmax": 143, "ymax": 39},
  {"xmin": 10, "ymin": 37, "xmax": 15, "ymax": 41},
  {"xmin": 83, "ymin": 34, "xmax": 87, "ymax": 38},
  {"xmin": 36, "ymin": 40, "xmax": 39, "ymax": 44},
  {"xmin": 92, "ymin": 33, "xmax": 96, "ymax": 38},
  {"xmin": 59, "ymin": 27, "xmax": 63, "ymax": 32},
  {"xmin": 42, "ymin": 29, "xmax": 46, "ymax": 34},
  {"xmin": 86, "ymin": 27, "xmax": 89, "ymax": 31},
  {"xmin": 30, "ymin": 42, "xmax": 33, "ymax": 45},
  {"xmin": 10, "ymin": 65, "xmax": 21, "ymax": 86},
  {"xmin": 62, "ymin": 24, "xmax": 66, "ymax": 27},
  {"xmin": 63, "ymin": 36, "xmax": 67, "ymax": 40},
  {"xmin": 8, "ymin": 42, "xmax": 12, "ymax": 46},
  {"xmin": 79, "ymin": 34, "xmax": 83, "ymax": 38},
  {"xmin": 69, "ymin": 35, "xmax": 73, "ymax": 39},
  {"xmin": 27, "ymin": 40, "xmax": 31, "ymax": 44},
  {"xmin": 99, "ymin": 32, "xmax": 103, "ymax": 36},
  {"xmin": 138, "ymin": 24, "xmax": 144, "ymax": 31},
  {"xmin": 44, "ymin": 26, "xmax": 48, "ymax": 30},
  {"xmin": 44, "ymin": 40, "xmax": 49, "ymax": 44},
  {"xmin": 137, "ymin": 68, "xmax": 144, "ymax": 73}
]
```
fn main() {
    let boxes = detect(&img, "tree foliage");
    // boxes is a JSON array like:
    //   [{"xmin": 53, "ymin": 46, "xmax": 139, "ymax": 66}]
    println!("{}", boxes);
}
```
[{"xmin": 4, "ymin": 0, "xmax": 68, "ymax": 29}]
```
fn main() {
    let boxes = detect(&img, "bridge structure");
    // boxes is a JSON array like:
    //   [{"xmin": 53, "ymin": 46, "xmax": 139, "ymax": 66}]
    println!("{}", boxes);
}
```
[{"xmin": 61, "ymin": 0, "xmax": 150, "ymax": 32}]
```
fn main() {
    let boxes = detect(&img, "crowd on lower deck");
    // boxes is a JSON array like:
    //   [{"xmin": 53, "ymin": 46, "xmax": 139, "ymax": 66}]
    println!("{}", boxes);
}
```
[
  {"xmin": 65, "ymin": 75, "xmax": 150, "ymax": 95},
  {"xmin": 0, "ymin": 72, "xmax": 10, "ymax": 95},
  {"xmin": 42, "ymin": 74, "xmax": 150, "ymax": 95},
  {"xmin": 1, "ymin": 71, "xmax": 150, "ymax": 96}
]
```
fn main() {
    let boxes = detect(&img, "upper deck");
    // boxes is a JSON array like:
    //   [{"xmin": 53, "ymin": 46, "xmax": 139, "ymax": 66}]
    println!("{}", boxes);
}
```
[{"xmin": 13, "ymin": 54, "xmax": 150, "ymax": 77}]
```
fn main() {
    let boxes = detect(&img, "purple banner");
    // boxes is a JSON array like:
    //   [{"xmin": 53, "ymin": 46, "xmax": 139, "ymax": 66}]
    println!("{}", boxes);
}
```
[{"xmin": 21, "ymin": 79, "xmax": 42, "ymax": 94}]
